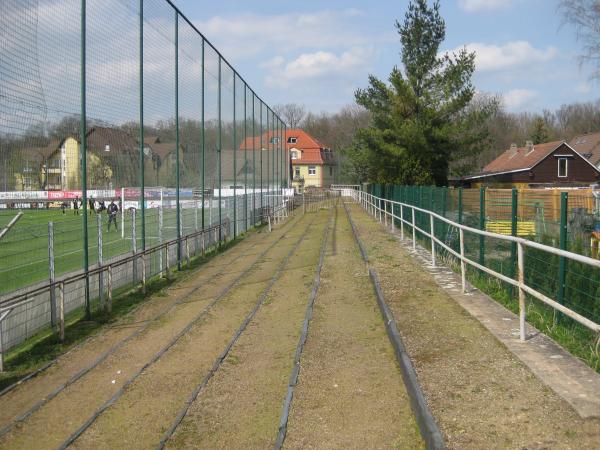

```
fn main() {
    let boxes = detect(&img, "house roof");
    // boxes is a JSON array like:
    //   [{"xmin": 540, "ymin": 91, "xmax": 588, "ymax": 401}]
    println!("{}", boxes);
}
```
[
  {"xmin": 479, "ymin": 140, "xmax": 564, "ymax": 175},
  {"xmin": 239, "ymin": 129, "xmax": 334, "ymax": 166},
  {"xmin": 144, "ymin": 136, "xmax": 181, "ymax": 159},
  {"xmin": 86, "ymin": 127, "xmax": 138, "ymax": 155},
  {"xmin": 569, "ymin": 132, "xmax": 600, "ymax": 166},
  {"xmin": 20, "ymin": 139, "xmax": 62, "ymax": 161}
]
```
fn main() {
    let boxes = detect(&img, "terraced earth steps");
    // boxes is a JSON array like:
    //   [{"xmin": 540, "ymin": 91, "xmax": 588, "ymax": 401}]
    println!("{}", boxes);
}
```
[
  {"xmin": 164, "ymin": 210, "xmax": 331, "ymax": 449},
  {"xmin": 283, "ymin": 203, "xmax": 423, "ymax": 449},
  {"xmin": 0, "ymin": 215, "xmax": 303, "ymax": 449}
]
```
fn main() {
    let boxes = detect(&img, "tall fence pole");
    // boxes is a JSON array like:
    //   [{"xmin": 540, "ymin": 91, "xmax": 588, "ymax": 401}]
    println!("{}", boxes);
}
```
[
  {"xmin": 233, "ymin": 75, "xmax": 237, "ymax": 239},
  {"xmin": 201, "ymin": 39, "xmax": 205, "ymax": 235},
  {"xmin": 48, "ymin": 222, "xmax": 56, "ymax": 328},
  {"xmin": 81, "ymin": 0, "xmax": 90, "ymax": 320},
  {"xmin": 139, "ymin": 0, "xmax": 146, "ymax": 254},
  {"xmin": 97, "ymin": 214, "xmax": 104, "ymax": 311},
  {"xmin": 458, "ymin": 187, "xmax": 463, "ymax": 224},
  {"xmin": 218, "ymin": 57, "xmax": 222, "ymax": 244},
  {"xmin": 175, "ymin": 10, "xmax": 181, "ymax": 268}
]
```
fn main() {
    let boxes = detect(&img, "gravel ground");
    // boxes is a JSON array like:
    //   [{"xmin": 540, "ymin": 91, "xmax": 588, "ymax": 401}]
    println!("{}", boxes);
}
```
[
  {"xmin": 165, "ymin": 210, "xmax": 330, "ymax": 449},
  {"xmin": 348, "ymin": 202, "xmax": 600, "ymax": 450},
  {"xmin": 284, "ymin": 202, "xmax": 423, "ymax": 450}
]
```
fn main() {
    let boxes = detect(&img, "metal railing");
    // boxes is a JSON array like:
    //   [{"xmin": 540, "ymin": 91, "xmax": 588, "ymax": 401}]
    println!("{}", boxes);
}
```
[{"xmin": 351, "ymin": 190, "xmax": 600, "ymax": 341}]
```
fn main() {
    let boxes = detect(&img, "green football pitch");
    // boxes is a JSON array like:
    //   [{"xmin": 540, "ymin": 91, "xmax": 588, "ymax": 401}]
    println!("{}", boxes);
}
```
[{"xmin": 0, "ymin": 207, "xmax": 221, "ymax": 295}]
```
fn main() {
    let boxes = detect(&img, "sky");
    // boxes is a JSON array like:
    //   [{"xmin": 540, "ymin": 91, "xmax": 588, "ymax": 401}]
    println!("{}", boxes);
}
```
[{"xmin": 173, "ymin": 0, "xmax": 597, "ymax": 115}]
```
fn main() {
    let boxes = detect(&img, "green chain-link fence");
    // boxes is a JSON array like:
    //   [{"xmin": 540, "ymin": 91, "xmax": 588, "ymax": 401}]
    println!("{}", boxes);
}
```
[{"xmin": 0, "ymin": 0, "xmax": 289, "ymax": 354}]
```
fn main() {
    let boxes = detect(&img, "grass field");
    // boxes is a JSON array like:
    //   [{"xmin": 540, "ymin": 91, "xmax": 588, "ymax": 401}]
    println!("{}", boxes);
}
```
[{"xmin": 0, "ymin": 204, "xmax": 242, "ymax": 295}]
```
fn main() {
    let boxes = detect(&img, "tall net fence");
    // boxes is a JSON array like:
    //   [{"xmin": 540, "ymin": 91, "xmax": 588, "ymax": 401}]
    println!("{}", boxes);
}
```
[{"xmin": 0, "ymin": 0, "xmax": 289, "ymax": 354}]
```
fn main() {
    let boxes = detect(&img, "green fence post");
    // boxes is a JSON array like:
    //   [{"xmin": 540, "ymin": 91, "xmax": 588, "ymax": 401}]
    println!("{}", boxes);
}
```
[
  {"xmin": 458, "ymin": 187, "xmax": 463, "ymax": 225},
  {"xmin": 81, "ymin": 0, "xmax": 90, "ymax": 320},
  {"xmin": 558, "ymin": 192, "xmax": 568, "ymax": 320},
  {"xmin": 175, "ymin": 10, "xmax": 181, "ymax": 268},
  {"xmin": 479, "ymin": 187, "xmax": 486, "ymax": 267},
  {"xmin": 243, "ymin": 85, "xmax": 247, "ymax": 231},
  {"xmin": 510, "ymin": 188, "xmax": 518, "ymax": 280},
  {"xmin": 139, "ymin": 0, "xmax": 146, "ymax": 254},
  {"xmin": 252, "ymin": 92, "xmax": 256, "ymax": 226},
  {"xmin": 218, "ymin": 57, "xmax": 222, "ymax": 244},
  {"xmin": 233, "ymin": 75, "xmax": 237, "ymax": 239},
  {"xmin": 201, "ymin": 39, "xmax": 205, "ymax": 232}
]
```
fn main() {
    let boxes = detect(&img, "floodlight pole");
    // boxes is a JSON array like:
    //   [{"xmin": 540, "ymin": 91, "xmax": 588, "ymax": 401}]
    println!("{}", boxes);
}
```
[
  {"xmin": 233, "ymin": 75, "xmax": 237, "ymax": 239},
  {"xmin": 218, "ymin": 58, "xmax": 222, "ymax": 244},
  {"xmin": 201, "ymin": 39, "xmax": 205, "ymax": 233}
]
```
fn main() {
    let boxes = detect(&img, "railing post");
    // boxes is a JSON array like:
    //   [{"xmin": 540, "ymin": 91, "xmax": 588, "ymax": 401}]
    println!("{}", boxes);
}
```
[
  {"xmin": 430, "ymin": 214, "xmax": 436, "ymax": 267},
  {"xmin": 557, "ymin": 192, "xmax": 568, "ymax": 322},
  {"xmin": 400, "ymin": 200, "xmax": 404, "ymax": 240},
  {"xmin": 158, "ymin": 205, "xmax": 163, "ymax": 272},
  {"xmin": 131, "ymin": 208, "xmax": 137, "ymax": 285},
  {"xmin": 384, "ymin": 199, "xmax": 387, "ymax": 226},
  {"xmin": 141, "ymin": 251, "xmax": 146, "ymax": 294},
  {"xmin": 107, "ymin": 265, "xmax": 113, "ymax": 313},
  {"xmin": 97, "ymin": 214, "xmax": 104, "ymax": 310},
  {"xmin": 518, "ymin": 241, "xmax": 526, "ymax": 341},
  {"xmin": 0, "ymin": 314, "xmax": 4, "ymax": 372},
  {"xmin": 165, "ymin": 242, "xmax": 171, "ymax": 280},
  {"xmin": 459, "ymin": 228, "xmax": 466, "ymax": 293},
  {"xmin": 412, "ymin": 207, "xmax": 416, "ymax": 251},
  {"xmin": 510, "ymin": 188, "xmax": 518, "ymax": 295},
  {"xmin": 48, "ymin": 222, "xmax": 56, "ymax": 328},
  {"xmin": 58, "ymin": 282, "xmax": 65, "ymax": 341},
  {"xmin": 479, "ymin": 187, "xmax": 486, "ymax": 268}
]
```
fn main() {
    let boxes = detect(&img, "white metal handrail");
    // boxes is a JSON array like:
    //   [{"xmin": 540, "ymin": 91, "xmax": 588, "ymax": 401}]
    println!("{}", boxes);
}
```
[{"xmin": 351, "ymin": 190, "xmax": 600, "ymax": 339}]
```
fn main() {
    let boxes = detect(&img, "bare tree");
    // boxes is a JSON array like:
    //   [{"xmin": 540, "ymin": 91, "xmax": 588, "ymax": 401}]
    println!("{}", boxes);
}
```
[
  {"xmin": 559, "ymin": 0, "xmax": 600, "ymax": 79},
  {"xmin": 273, "ymin": 103, "xmax": 307, "ymax": 129}
]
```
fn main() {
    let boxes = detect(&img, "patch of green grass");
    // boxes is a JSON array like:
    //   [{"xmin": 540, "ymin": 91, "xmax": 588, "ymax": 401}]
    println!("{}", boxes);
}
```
[
  {"xmin": 0, "ymin": 230, "xmax": 251, "ymax": 391},
  {"xmin": 0, "ymin": 207, "xmax": 232, "ymax": 294}
]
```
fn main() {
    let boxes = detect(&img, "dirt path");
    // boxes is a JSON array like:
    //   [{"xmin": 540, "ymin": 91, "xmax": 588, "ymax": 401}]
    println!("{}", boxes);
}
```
[
  {"xmin": 0, "ymin": 220, "xmax": 297, "ymax": 435},
  {"xmin": 0, "ymin": 216, "xmax": 306, "ymax": 449},
  {"xmin": 162, "ymin": 209, "xmax": 331, "ymax": 449},
  {"xmin": 283, "ymin": 202, "xmax": 423, "ymax": 449},
  {"xmin": 347, "ymin": 202, "xmax": 600, "ymax": 449}
]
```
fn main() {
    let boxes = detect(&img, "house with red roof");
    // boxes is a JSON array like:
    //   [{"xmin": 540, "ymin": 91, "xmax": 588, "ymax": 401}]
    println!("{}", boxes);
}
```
[
  {"xmin": 464, "ymin": 140, "xmax": 600, "ymax": 188},
  {"xmin": 286, "ymin": 129, "xmax": 335, "ymax": 192},
  {"xmin": 238, "ymin": 128, "xmax": 335, "ymax": 192}
]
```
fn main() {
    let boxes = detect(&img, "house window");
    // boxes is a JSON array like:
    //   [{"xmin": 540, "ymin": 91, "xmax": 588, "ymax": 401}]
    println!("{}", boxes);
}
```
[
  {"xmin": 294, "ymin": 167, "xmax": 300, "ymax": 177},
  {"xmin": 291, "ymin": 151, "xmax": 298, "ymax": 160},
  {"xmin": 287, "ymin": 137, "xmax": 297, "ymax": 144},
  {"xmin": 558, "ymin": 158, "xmax": 568, "ymax": 178},
  {"xmin": 269, "ymin": 137, "xmax": 280, "ymax": 144},
  {"xmin": 329, "ymin": 166, "xmax": 333, "ymax": 176},
  {"xmin": 308, "ymin": 166, "xmax": 316, "ymax": 176}
]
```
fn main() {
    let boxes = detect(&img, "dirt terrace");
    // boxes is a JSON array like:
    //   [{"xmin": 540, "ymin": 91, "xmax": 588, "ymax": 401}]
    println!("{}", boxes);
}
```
[{"xmin": 0, "ymin": 203, "xmax": 422, "ymax": 449}]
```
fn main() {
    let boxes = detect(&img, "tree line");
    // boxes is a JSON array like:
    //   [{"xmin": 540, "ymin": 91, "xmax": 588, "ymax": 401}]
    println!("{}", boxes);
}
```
[{"xmin": 275, "ymin": 0, "xmax": 600, "ymax": 186}]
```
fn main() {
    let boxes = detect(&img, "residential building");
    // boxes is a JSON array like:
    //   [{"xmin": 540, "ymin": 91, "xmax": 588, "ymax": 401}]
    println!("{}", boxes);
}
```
[
  {"xmin": 464, "ymin": 140, "xmax": 600, "ymax": 188},
  {"xmin": 287, "ymin": 129, "xmax": 335, "ymax": 192},
  {"xmin": 569, "ymin": 132, "xmax": 600, "ymax": 168}
]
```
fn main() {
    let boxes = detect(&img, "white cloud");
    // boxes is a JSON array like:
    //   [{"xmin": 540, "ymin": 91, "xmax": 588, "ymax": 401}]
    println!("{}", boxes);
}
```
[
  {"xmin": 446, "ymin": 41, "xmax": 557, "ymax": 72},
  {"xmin": 503, "ymin": 89, "xmax": 538, "ymax": 109},
  {"xmin": 192, "ymin": 10, "xmax": 389, "ymax": 61},
  {"xmin": 265, "ymin": 47, "xmax": 374, "ymax": 88},
  {"xmin": 458, "ymin": 0, "xmax": 511, "ymax": 13}
]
